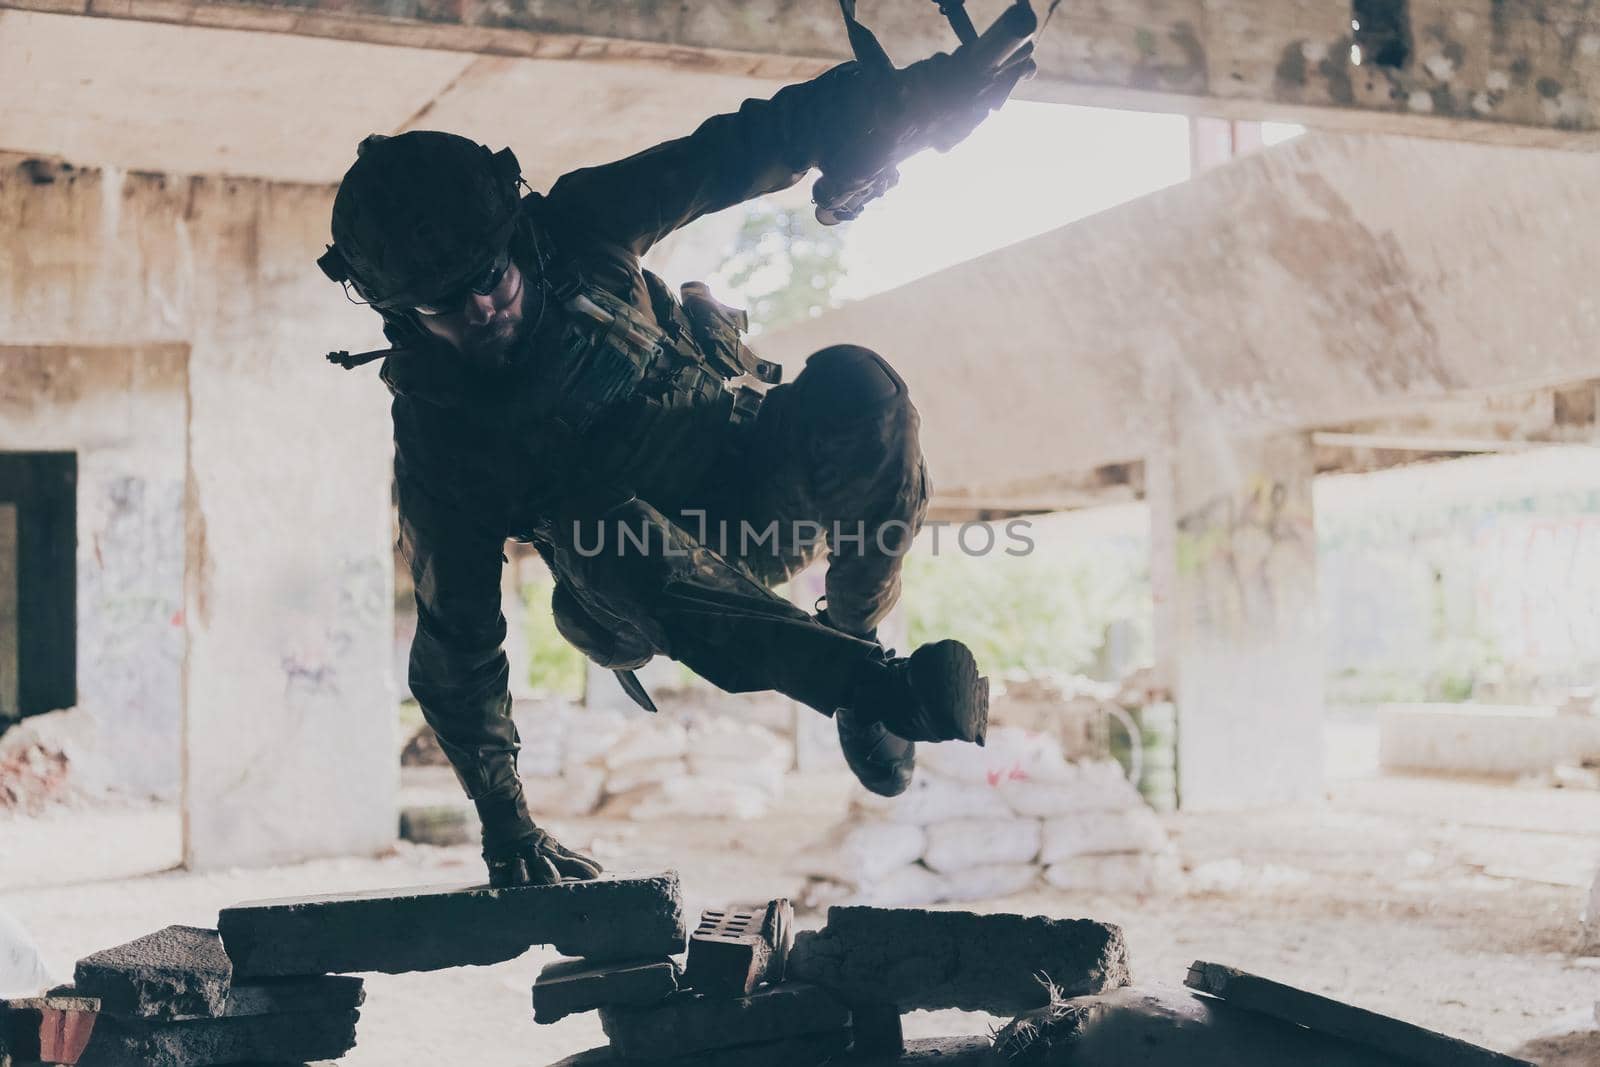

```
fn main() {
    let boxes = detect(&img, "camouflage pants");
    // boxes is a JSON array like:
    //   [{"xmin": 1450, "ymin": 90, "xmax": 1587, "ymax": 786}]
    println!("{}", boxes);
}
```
[{"xmin": 548, "ymin": 344, "xmax": 930, "ymax": 714}]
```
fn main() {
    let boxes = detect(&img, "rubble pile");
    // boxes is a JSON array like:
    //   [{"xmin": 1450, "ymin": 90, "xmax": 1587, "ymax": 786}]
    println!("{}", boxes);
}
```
[
  {"xmin": 2, "ymin": 881, "xmax": 1535, "ymax": 1066},
  {"xmin": 805, "ymin": 726, "xmax": 1177, "ymax": 907},
  {"xmin": 0, "ymin": 926, "xmax": 363, "ymax": 1066},
  {"xmin": 0, "ymin": 874, "xmax": 684, "ymax": 1066},
  {"xmin": 549, "ymin": 903, "xmax": 1131, "ymax": 1066}
]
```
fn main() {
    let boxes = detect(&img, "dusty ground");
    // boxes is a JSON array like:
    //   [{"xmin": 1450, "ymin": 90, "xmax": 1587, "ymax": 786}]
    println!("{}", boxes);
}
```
[{"xmin": 2, "ymin": 766, "xmax": 1598, "ymax": 1066}]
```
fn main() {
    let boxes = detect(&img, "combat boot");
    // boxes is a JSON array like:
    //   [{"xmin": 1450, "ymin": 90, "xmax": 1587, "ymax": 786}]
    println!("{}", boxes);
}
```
[
  {"xmin": 819, "ymin": 610, "xmax": 917, "ymax": 798},
  {"xmin": 845, "ymin": 638, "xmax": 989, "ymax": 747}
]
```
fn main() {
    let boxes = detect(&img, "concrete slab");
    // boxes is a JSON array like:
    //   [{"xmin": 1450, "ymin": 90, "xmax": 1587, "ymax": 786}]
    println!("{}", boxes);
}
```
[
  {"xmin": 552, "ymin": 1029, "xmax": 854, "ymax": 1067},
  {"xmin": 74, "ymin": 1009, "xmax": 358, "ymax": 1067},
  {"xmin": 599, "ymin": 983, "xmax": 849, "ymax": 1060},
  {"xmin": 1185, "ymin": 962, "xmax": 1534, "ymax": 1067},
  {"xmin": 788, "ymin": 907, "xmax": 1129, "ymax": 1015},
  {"xmin": 532, "ymin": 958, "xmax": 679, "ymax": 1025},
  {"xmin": 72, "ymin": 927, "xmax": 231, "ymax": 1021},
  {"xmin": 1378, "ymin": 704, "xmax": 1600, "ymax": 777},
  {"xmin": 848, "ymin": 1001, "xmax": 904, "ymax": 1057},
  {"xmin": 219, "ymin": 874, "xmax": 686, "ymax": 976},
  {"xmin": 996, "ymin": 985, "xmax": 1405, "ymax": 1066}
]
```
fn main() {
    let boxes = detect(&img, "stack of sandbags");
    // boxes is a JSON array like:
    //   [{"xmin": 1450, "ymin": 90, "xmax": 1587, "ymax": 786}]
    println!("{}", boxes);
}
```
[
  {"xmin": 402, "ymin": 710, "xmax": 796, "ymax": 844},
  {"xmin": 804, "ymin": 727, "xmax": 1178, "ymax": 906}
]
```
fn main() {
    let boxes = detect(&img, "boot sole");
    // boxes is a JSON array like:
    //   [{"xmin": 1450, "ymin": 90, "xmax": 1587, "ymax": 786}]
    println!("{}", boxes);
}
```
[{"xmin": 907, "ymin": 640, "xmax": 989, "ymax": 746}]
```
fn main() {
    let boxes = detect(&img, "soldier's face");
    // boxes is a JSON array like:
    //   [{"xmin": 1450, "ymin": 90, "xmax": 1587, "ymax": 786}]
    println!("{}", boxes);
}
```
[{"xmin": 416, "ymin": 260, "xmax": 527, "ymax": 371}]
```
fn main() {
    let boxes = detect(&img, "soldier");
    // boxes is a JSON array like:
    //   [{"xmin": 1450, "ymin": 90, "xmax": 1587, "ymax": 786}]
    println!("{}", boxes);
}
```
[{"xmin": 319, "ymin": 20, "xmax": 1034, "ymax": 886}]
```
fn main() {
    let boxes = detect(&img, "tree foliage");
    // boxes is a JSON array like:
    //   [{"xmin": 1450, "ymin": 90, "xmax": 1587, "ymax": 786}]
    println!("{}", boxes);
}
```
[{"xmin": 718, "ymin": 203, "xmax": 848, "ymax": 335}]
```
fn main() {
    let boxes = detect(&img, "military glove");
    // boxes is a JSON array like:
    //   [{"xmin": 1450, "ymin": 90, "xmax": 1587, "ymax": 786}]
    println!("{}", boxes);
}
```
[
  {"xmin": 484, "ymin": 827, "xmax": 604, "ymax": 888},
  {"xmin": 815, "ymin": 1, "xmax": 1037, "ymax": 223}
]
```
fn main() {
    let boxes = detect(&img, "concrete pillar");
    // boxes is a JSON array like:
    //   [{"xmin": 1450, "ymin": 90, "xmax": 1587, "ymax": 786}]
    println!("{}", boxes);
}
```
[
  {"xmin": 1150, "ymin": 431, "xmax": 1324, "ymax": 810},
  {"xmin": 1582, "ymin": 866, "xmax": 1600, "ymax": 955},
  {"xmin": 0, "ymin": 157, "xmax": 397, "ymax": 867}
]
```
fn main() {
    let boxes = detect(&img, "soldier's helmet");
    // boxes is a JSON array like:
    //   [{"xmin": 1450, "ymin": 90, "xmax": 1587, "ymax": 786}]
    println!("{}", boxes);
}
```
[{"xmin": 318, "ymin": 131, "xmax": 523, "ymax": 311}]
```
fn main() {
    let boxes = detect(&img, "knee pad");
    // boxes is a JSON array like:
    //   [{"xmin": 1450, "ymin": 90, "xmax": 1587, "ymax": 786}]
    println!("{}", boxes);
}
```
[{"xmin": 798, "ymin": 345, "xmax": 908, "ymax": 420}]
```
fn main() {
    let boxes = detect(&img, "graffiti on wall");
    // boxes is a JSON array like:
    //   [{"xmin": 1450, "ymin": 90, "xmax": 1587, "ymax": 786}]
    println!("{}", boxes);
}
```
[
  {"xmin": 279, "ymin": 553, "xmax": 389, "ymax": 703},
  {"xmin": 1175, "ymin": 474, "xmax": 1316, "ymax": 634},
  {"xmin": 77, "ymin": 473, "xmax": 187, "ymax": 795},
  {"xmin": 1476, "ymin": 513, "xmax": 1600, "ymax": 674}
]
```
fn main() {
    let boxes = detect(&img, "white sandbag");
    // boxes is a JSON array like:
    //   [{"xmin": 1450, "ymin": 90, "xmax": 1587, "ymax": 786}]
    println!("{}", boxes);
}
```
[
  {"xmin": 1044, "ymin": 850, "xmax": 1183, "ymax": 894},
  {"xmin": 1001, "ymin": 759, "xmax": 1144, "ymax": 818},
  {"xmin": 938, "ymin": 863, "xmax": 1040, "ymax": 903},
  {"xmin": 627, "ymin": 777, "xmax": 770, "ymax": 821},
  {"xmin": 1039, "ymin": 808, "xmax": 1167, "ymax": 865},
  {"xmin": 686, "ymin": 754, "xmax": 786, "ymax": 799},
  {"xmin": 855, "ymin": 770, "xmax": 1012, "ymax": 825},
  {"xmin": 849, "ymin": 863, "xmax": 947, "ymax": 907},
  {"xmin": 923, "ymin": 817, "xmax": 1042, "ymax": 874},
  {"xmin": 522, "ymin": 765, "xmax": 606, "ymax": 817},
  {"xmin": 604, "ymin": 720, "xmax": 689, "ymax": 769},
  {"xmin": 806, "ymin": 821, "xmax": 928, "ymax": 886},
  {"xmin": 0, "ymin": 908, "xmax": 55, "ymax": 998},
  {"xmin": 559, "ymin": 711, "xmax": 630, "ymax": 771},
  {"xmin": 919, "ymin": 726, "xmax": 1074, "ymax": 785},
  {"xmin": 684, "ymin": 716, "xmax": 794, "ymax": 766},
  {"xmin": 605, "ymin": 757, "xmax": 688, "ymax": 795}
]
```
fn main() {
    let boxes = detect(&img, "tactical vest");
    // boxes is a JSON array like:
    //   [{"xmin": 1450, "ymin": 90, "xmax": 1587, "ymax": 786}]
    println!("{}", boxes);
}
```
[{"xmin": 522, "ymin": 269, "xmax": 783, "ymax": 506}]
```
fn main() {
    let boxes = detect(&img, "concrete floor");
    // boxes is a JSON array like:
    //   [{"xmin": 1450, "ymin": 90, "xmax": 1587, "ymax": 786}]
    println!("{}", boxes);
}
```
[{"xmin": 2, "ymin": 766, "xmax": 1597, "ymax": 1065}]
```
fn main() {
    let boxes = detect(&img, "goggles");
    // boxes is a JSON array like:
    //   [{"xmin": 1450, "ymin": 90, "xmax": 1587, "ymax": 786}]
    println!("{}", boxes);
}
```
[{"xmin": 412, "ymin": 248, "xmax": 513, "ymax": 316}]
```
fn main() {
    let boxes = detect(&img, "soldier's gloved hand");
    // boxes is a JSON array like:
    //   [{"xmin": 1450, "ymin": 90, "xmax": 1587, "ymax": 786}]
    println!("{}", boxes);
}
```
[
  {"xmin": 815, "ymin": 2, "xmax": 1036, "ymax": 223},
  {"xmin": 484, "ymin": 827, "xmax": 604, "ymax": 888},
  {"xmin": 897, "ymin": 5, "xmax": 1038, "ymax": 154}
]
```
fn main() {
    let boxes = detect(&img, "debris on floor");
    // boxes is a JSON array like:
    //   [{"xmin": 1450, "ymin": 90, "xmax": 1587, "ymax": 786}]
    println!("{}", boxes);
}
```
[{"xmin": 0, "ymin": 880, "xmax": 1542, "ymax": 1066}]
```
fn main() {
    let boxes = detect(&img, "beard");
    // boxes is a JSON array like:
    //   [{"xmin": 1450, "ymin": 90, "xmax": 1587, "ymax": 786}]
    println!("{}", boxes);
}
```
[{"xmin": 458, "ymin": 314, "xmax": 525, "ymax": 372}]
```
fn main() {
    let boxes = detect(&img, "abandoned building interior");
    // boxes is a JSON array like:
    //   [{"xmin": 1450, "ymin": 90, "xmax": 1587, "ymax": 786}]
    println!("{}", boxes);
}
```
[{"xmin": 1, "ymin": 0, "xmax": 1599, "ymax": 1064}]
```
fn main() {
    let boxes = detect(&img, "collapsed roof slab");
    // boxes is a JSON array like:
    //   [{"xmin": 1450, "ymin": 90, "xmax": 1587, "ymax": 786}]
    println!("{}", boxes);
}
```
[
  {"xmin": 4, "ymin": 0, "xmax": 1600, "ymax": 187},
  {"xmin": 760, "ymin": 132, "xmax": 1600, "ymax": 499}
]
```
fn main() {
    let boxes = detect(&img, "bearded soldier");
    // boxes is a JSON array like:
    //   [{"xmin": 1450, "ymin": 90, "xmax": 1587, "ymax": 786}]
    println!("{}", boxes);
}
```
[{"xmin": 318, "ymin": 5, "xmax": 1037, "ymax": 886}]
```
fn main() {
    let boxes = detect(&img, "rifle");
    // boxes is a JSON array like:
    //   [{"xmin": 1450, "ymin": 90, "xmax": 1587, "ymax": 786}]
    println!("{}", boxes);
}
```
[{"xmin": 813, "ymin": 0, "xmax": 1040, "ymax": 225}]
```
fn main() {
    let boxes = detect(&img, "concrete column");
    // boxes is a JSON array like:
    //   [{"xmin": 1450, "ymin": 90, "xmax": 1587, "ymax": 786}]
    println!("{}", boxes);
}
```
[
  {"xmin": 0, "ymin": 157, "xmax": 399, "ymax": 868},
  {"xmin": 1150, "ymin": 430, "xmax": 1324, "ymax": 810}
]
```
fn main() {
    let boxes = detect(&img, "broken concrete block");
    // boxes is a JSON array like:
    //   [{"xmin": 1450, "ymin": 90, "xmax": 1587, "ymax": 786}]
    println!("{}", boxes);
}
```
[
  {"xmin": 74, "ymin": 1009, "xmax": 359, "ymax": 1067},
  {"xmin": 73, "ymin": 927, "xmax": 232, "ymax": 1021},
  {"xmin": 599, "ymin": 982, "xmax": 849, "ymax": 1060},
  {"xmin": 993, "ymin": 984, "xmax": 1422, "ymax": 1066},
  {"xmin": 219, "ymin": 873, "xmax": 685, "ymax": 976},
  {"xmin": 1185, "ymin": 962, "xmax": 1533, "ymax": 1066},
  {"xmin": 922, "ymin": 817, "xmax": 1042, "ymax": 874},
  {"xmin": 532, "ymin": 958, "xmax": 679, "ymax": 1025},
  {"xmin": 212, "ymin": 976, "xmax": 365, "ymax": 1020},
  {"xmin": 789, "ymin": 907, "xmax": 1128, "ymax": 1015},
  {"xmin": 848, "ymin": 1001, "xmax": 904, "ymax": 1056},
  {"xmin": 683, "ymin": 900, "xmax": 792, "ymax": 997},
  {"xmin": 551, "ymin": 1029, "xmax": 852, "ymax": 1067},
  {"xmin": 852, "ymin": 1037, "xmax": 997, "ymax": 1065}
]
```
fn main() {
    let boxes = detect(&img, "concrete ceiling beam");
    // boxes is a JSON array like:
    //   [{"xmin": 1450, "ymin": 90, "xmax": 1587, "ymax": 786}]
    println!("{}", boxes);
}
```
[{"xmin": 6, "ymin": 0, "xmax": 1600, "ymax": 148}]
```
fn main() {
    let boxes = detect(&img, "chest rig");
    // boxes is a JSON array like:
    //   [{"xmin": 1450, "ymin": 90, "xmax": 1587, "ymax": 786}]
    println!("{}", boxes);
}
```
[{"xmin": 525, "ymin": 268, "xmax": 783, "ymax": 502}]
